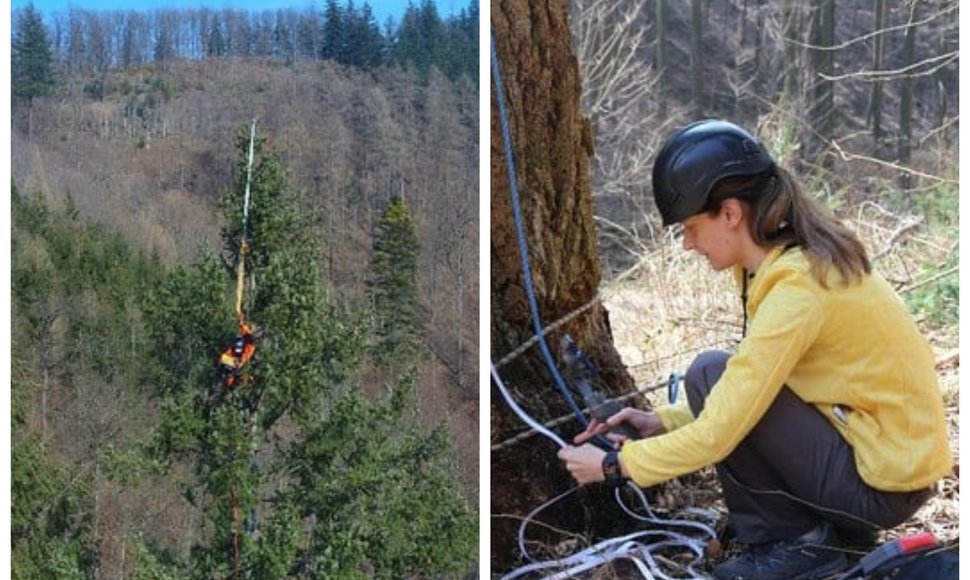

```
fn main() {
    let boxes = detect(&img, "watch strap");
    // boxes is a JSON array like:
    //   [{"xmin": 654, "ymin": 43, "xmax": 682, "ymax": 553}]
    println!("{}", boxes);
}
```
[{"xmin": 602, "ymin": 450, "xmax": 625, "ymax": 487}]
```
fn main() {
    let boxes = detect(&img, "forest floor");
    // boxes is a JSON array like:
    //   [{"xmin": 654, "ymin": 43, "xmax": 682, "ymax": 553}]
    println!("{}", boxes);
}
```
[{"xmin": 599, "ymin": 215, "xmax": 959, "ymax": 576}]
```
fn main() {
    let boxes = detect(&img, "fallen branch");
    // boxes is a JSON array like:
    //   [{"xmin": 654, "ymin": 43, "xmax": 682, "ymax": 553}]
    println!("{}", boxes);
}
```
[
  {"xmin": 898, "ymin": 265, "xmax": 958, "ymax": 295},
  {"xmin": 872, "ymin": 218, "xmax": 922, "ymax": 261}
]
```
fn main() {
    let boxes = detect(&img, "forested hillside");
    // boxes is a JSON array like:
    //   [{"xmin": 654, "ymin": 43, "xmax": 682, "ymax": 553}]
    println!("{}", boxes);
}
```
[{"xmin": 12, "ymin": 1, "xmax": 479, "ymax": 577}]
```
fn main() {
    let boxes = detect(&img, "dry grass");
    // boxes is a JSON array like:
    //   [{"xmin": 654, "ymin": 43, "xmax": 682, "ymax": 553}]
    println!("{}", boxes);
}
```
[{"xmin": 599, "ymin": 205, "xmax": 959, "ymax": 569}]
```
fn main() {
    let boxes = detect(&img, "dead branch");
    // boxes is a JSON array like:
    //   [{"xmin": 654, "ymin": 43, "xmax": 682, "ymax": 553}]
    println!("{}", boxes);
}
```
[
  {"xmin": 830, "ymin": 139, "xmax": 957, "ymax": 184},
  {"xmin": 785, "ymin": 3, "xmax": 957, "ymax": 52},
  {"xmin": 871, "ymin": 217, "xmax": 922, "ymax": 261},
  {"xmin": 819, "ymin": 50, "xmax": 957, "ymax": 82},
  {"xmin": 898, "ymin": 264, "xmax": 958, "ymax": 295}
]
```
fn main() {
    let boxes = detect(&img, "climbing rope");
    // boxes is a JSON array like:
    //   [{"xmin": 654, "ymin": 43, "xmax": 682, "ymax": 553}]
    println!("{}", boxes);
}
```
[
  {"xmin": 234, "ymin": 120, "xmax": 257, "ymax": 321},
  {"xmin": 491, "ymin": 32, "xmax": 587, "ymax": 427},
  {"xmin": 231, "ymin": 120, "xmax": 257, "ymax": 578},
  {"xmin": 491, "ymin": 27, "xmax": 717, "ymax": 579}
]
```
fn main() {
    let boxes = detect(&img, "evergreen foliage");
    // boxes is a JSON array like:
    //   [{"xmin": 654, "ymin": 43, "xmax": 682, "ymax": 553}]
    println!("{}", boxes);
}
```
[
  {"xmin": 144, "ymin": 130, "xmax": 475, "ymax": 577},
  {"xmin": 368, "ymin": 197, "xmax": 422, "ymax": 367},
  {"xmin": 11, "ymin": 127, "xmax": 476, "ymax": 576},
  {"xmin": 12, "ymin": 3, "xmax": 56, "ymax": 103},
  {"xmin": 11, "ymin": 184, "xmax": 168, "ymax": 579},
  {"xmin": 280, "ymin": 376, "xmax": 476, "ymax": 578},
  {"xmin": 21, "ymin": 0, "xmax": 476, "ymax": 81},
  {"xmin": 12, "ymin": 402, "xmax": 96, "ymax": 580},
  {"xmin": 390, "ymin": 1, "xmax": 443, "ymax": 75}
]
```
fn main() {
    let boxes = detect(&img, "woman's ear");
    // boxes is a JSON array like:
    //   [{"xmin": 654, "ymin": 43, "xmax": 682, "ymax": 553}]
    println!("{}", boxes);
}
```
[{"xmin": 720, "ymin": 198, "xmax": 745, "ymax": 228}]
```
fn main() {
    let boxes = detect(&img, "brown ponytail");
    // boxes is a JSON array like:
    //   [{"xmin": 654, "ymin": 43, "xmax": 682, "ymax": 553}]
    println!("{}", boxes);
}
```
[{"xmin": 704, "ymin": 166, "xmax": 870, "ymax": 287}]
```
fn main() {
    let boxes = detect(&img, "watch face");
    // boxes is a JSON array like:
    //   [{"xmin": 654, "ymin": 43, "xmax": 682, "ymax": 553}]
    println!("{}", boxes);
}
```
[{"xmin": 603, "ymin": 452, "xmax": 621, "ymax": 480}]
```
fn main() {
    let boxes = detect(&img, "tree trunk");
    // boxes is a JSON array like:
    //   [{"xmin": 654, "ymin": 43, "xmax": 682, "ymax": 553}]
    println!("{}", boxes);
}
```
[
  {"xmin": 754, "ymin": 0, "xmax": 766, "ymax": 93},
  {"xmin": 898, "ymin": 1, "xmax": 917, "ymax": 191},
  {"xmin": 867, "ymin": 0, "xmax": 887, "ymax": 145},
  {"xmin": 491, "ymin": 0, "xmax": 634, "ymax": 569},
  {"xmin": 656, "ymin": 0, "xmax": 668, "ymax": 119},
  {"xmin": 810, "ymin": 0, "xmax": 835, "ymax": 166},
  {"xmin": 690, "ymin": 0, "xmax": 705, "ymax": 117},
  {"xmin": 782, "ymin": 0, "xmax": 799, "ymax": 99}
]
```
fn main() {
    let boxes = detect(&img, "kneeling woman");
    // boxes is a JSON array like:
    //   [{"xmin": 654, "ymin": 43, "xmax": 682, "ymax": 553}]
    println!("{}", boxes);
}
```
[{"xmin": 557, "ymin": 120, "xmax": 951, "ymax": 580}]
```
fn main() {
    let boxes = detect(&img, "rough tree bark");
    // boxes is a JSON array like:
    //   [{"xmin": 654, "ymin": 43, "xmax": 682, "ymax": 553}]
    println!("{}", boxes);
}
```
[{"xmin": 491, "ymin": 0, "xmax": 634, "ymax": 569}]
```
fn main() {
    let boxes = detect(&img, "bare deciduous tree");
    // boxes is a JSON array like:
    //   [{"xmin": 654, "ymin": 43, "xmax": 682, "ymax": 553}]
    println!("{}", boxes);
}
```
[{"xmin": 867, "ymin": 0, "xmax": 887, "ymax": 144}]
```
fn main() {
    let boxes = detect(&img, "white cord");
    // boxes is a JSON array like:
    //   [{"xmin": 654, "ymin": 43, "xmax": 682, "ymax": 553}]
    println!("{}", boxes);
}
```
[
  {"xmin": 491, "ymin": 363, "xmax": 568, "ymax": 448},
  {"xmin": 492, "ymin": 363, "xmax": 718, "ymax": 579},
  {"xmin": 518, "ymin": 486, "xmax": 582, "ymax": 563},
  {"xmin": 500, "ymin": 480, "xmax": 718, "ymax": 579}
]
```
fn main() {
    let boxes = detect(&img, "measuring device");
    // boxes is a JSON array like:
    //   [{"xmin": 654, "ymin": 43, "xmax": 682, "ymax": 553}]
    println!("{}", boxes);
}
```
[{"xmin": 560, "ymin": 335, "xmax": 641, "ymax": 442}]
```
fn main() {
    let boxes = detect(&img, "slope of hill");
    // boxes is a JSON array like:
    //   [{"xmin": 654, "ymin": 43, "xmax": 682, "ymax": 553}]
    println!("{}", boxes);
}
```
[{"xmin": 12, "ymin": 56, "xmax": 480, "ymax": 577}]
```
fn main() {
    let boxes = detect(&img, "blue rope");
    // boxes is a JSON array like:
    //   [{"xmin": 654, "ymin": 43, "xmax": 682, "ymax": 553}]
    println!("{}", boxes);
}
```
[{"xmin": 491, "ymin": 33, "xmax": 587, "ymax": 427}]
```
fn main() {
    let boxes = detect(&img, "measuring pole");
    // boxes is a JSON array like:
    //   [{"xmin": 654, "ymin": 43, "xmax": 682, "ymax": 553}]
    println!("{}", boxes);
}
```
[{"xmin": 235, "ymin": 121, "xmax": 256, "ymax": 320}]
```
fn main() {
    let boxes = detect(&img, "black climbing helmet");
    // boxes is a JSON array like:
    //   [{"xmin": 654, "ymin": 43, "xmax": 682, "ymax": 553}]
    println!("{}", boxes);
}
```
[{"xmin": 652, "ymin": 120, "xmax": 775, "ymax": 226}]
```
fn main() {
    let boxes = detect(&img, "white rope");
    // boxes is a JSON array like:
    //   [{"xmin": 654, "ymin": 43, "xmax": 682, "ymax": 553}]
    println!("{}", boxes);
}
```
[
  {"xmin": 518, "ymin": 486, "xmax": 582, "ymax": 564},
  {"xmin": 492, "ymin": 362, "xmax": 719, "ymax": 579},
  {"xmin": 491, "ymin": 364, "xmax": 568, "ymax": 448}
]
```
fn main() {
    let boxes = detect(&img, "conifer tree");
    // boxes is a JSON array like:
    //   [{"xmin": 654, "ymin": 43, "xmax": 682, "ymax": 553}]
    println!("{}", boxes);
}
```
[
  {"xmin": 145, "ymin": 130, "xmax": 474, "ymax": 577},
  {"xmin": 320, "ymin": 0, "xmax": 344, "ymax": 61},
  {"xmin": 392, "ymin": 1, "xmax": 443, "ymax": 76},
  {"xmin": 12, "ymin": 4, "xmax": 56, "ymax": 103},
  {"xmin": 368, "ymin": 196, "xmax": 422, "ymax": 369},
  {"xmin": 349, "ymin": 2, "xmax": 385, "ymax": 69},
  {"xmin": 12, "ymin": 4, "xmax": 56, "ymax": 141},
  {"xmin": 12, "ymin": 185, "xmax": 169, "ymax": 579}
]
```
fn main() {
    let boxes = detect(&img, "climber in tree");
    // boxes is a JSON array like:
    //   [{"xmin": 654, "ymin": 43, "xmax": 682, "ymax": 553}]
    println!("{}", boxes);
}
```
[{"xmin": 218, "ymin": 321, "xmax": 257, "ymax": 389}]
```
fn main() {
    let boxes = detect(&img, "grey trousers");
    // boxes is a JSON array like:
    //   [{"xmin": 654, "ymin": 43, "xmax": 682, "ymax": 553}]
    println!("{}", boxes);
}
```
[{"xmin": 685, "ymin": 350, "xmax": 933, "ymax": 544}]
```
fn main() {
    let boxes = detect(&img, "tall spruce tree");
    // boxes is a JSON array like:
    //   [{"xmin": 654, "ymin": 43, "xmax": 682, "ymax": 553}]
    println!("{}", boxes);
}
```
[
  {"xmin": 145, "ymin": 130, "xmax": 474, "ymax": 577},
  {"xmin": 368, "ymin": 197, "xmax": 422, "ymax": 369},
  {"xmin": 392, "ymin": 1, "xmax": 443, "ymax": 76},
  {"xmin": 12, "ymin": 4, "xmax": 56, "ymax": 141},
  {"xmin": 320, "ymin": 0, "xmax": 344, "ymax": 61},
  {"xmin": 349, "ymin": 2, "xmax": 385, "ymax": 69}
]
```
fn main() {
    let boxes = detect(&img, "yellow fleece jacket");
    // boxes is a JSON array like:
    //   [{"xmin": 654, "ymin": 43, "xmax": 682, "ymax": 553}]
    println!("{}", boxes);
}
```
[{"xmin": 620, "ymin": 246, "xmax": 952, "ymax": 492}]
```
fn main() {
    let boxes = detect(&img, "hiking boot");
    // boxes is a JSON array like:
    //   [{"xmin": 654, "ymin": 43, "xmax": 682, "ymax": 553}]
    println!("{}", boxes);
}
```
[
  {"xmin": 713, "ymin": 521, "xmax": 847, "ymax": 580},
  {"xmin": 836, "ymin": 525, "xmax": 879, "ymax": 550}
]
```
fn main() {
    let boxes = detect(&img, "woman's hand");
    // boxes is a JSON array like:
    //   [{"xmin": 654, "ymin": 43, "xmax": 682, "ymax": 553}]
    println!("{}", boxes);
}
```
[
  {"xmin": 573, "ymin": 408, "xmax": 666, "ymax": 447},
  {"xmin": 557, "ymin": 444, "xmax": 608, "ymax": 485}
]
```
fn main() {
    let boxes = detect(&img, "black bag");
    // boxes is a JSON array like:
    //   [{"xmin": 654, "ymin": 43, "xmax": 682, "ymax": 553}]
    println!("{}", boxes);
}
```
[{"xmin": 867, "ymin": 548, "xmax": 958, "ymax": 579}]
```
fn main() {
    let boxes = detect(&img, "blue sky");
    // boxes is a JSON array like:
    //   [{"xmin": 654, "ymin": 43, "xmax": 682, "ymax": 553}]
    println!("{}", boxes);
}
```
[{"xmin": 11, "ymin": 0, "xmax": 468, "ymax": 25}]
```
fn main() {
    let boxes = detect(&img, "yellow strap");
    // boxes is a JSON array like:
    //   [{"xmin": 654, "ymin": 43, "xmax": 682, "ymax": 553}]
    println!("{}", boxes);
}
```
[{"xmin": 234, "ymin": 241, "xmax": 249, "ymax": 319}]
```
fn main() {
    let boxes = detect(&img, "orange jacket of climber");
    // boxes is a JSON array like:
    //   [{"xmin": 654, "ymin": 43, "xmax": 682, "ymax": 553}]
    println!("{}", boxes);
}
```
[{"xmin": 218, "ymin": 323, "xmax": 256, "ymax": 388}]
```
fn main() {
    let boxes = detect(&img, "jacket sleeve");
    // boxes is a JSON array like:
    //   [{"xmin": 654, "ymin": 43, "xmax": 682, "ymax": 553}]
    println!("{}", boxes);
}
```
[
  {"xmin": 620, "ymin": 268, "xmax": 825, "ymax": 487},
  {"xmin": 655, "ymin": 403, "xmax": 695, "ymax": 432}
]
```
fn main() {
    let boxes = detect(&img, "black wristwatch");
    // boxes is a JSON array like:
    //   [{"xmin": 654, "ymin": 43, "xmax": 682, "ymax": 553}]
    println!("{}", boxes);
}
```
[{"xmin": 602, "ymin": 450, "xmax": 625, "ymax": 487}]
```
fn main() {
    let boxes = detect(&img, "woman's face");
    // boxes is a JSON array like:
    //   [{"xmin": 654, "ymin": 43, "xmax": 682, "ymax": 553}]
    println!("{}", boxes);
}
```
[{"xmin": 679, "ymin": 203, "xmax": 745, "ymax": 271}]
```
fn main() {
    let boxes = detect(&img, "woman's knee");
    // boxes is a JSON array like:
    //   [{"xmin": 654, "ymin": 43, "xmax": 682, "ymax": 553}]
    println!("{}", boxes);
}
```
[{"xmin": 685, "ymin": 350, "xmax": 730, "ymax": 416}]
